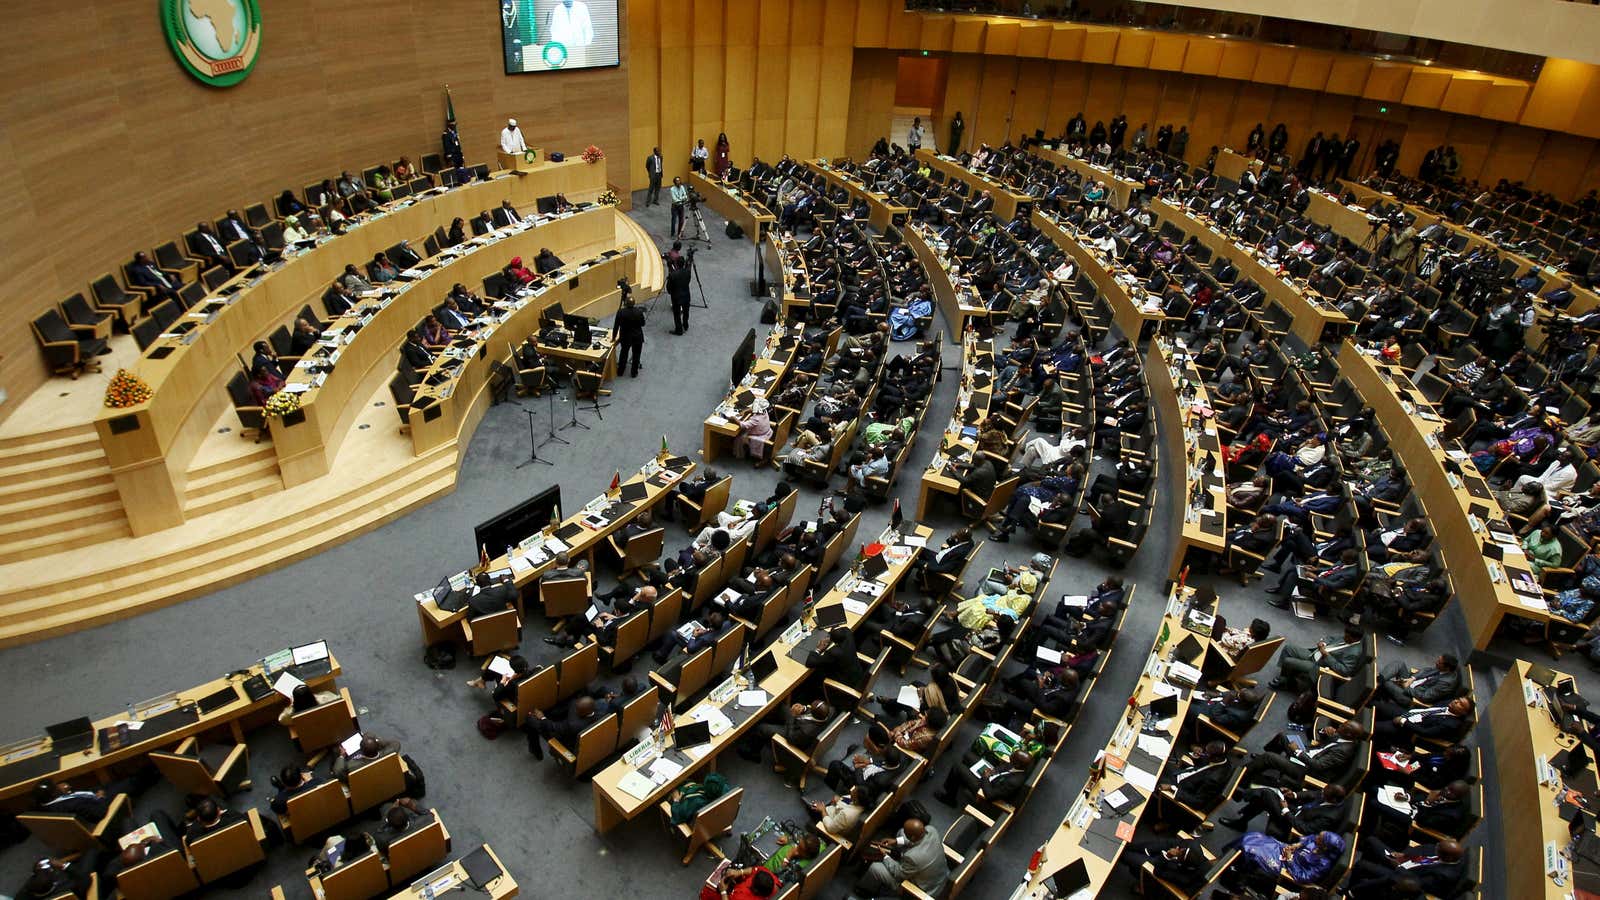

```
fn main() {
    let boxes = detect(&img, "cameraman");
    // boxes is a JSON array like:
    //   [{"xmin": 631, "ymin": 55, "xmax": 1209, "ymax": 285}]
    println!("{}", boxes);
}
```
[
  {"xmin": 669, "ymin": 176, "xmax": 688, "ymax": 238},
  {"xmin": 667, "ymin": 251, "xmax": 693, "ymax": 335}
]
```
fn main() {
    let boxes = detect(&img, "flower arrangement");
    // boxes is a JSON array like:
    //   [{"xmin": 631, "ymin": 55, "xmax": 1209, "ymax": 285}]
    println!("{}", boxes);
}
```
[
  {"xmin": 104, "ymin": 369, "xmax": 151, "ymax": 408},
  {"xmin": 581, "ymin": 144, "xmax": 605, "ymax": 164},
  {"xmin": 598, "ymin": 189, "xmax": 618, "ymax": 206},
  {"xmin": 264, "ymin": 391, "xmax": 302, "ymax": 418}
]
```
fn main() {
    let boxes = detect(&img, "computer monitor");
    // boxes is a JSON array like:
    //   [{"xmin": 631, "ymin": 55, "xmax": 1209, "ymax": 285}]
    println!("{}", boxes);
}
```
[
  {"xmin": 474, "ymin": 486, "xmax": 562, "ymax": 555},
  {"xmin": 562, "ymin": 313, "xmax": 591, "ymax": 346}
]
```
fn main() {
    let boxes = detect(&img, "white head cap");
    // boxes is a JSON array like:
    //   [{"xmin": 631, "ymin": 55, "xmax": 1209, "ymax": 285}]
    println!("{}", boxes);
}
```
[{"xmin": 508, "ymin": 118, "xmax": 518, "ymax": 127}]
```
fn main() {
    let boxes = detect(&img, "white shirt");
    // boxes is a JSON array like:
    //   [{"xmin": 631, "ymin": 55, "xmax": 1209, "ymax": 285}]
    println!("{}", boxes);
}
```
[
  {"xmin": 691, "ymin": 145, "xmax": 708, "ymax": 161},
  {"xmin": 908, "ymin": 124, "xmax": 924, "ymax": 147},
  {"xmin": 548, "ymin": 1, "xmax": 594, "ymax": 47},
  {"xmin": 500, "ymin": 126, "xmax": 527, "ymax": 155}
]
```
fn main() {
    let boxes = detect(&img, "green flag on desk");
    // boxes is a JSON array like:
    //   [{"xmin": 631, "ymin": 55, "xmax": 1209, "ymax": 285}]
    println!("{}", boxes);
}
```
[{"xmin": 445, "ymin": 86, "xmax": 456, "ymax": 125}]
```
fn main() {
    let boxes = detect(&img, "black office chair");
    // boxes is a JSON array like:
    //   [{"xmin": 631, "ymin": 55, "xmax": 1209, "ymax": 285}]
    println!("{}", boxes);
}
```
[
  {"xmin": 298, "ymin": 305, "xmax": 325, "ymax": 332},
  {"xmin": 151, "ymin": 300, "xmax": 181, "ymax": 332},
  {"xmin": 389, "ymin": 374, "xmax": 414, "ymax": 430},
  {"xmin": 33, "ymin": 308, "xmax": 107, "ymax": 377},
  {"xmin": 60, "ymin": 293, "xmax": 113, "ymax": 340},
  {"xmin": 244, "ymin": 203, "xmax": 273, "ymax": 228},
  {"xmin": 421, "ymin": 153, "xmax": 443, "ymax": 173},
  {"xmin": 131, "ymin": 316, "xmax": 162, "ymax": 351},
  {"xmin": 226, "ymin": 371, "xmax": 267, "ymax": 441}
]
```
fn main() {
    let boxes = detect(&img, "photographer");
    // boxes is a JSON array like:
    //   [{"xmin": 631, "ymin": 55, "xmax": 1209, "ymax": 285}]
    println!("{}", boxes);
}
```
[
  {"xmin": 613, "ymin": 288, "xmax": 646, "ymax": 378},
  {"xmin": 667, "ymin": 251, "xmax": 693, "ymax": 335},
  {"xmin": 669, "ymin": 177, "xmax": 688, "ymax": 238}
]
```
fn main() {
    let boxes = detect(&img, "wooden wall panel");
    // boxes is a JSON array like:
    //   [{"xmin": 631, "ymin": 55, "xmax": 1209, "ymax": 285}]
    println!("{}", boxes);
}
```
[
  {"xmin": 0, "ymin": 0, "xmax": 631, "ymax": 413},
  {"xmin": 1287, "ymin": 51, "xmax": 1333, "ymax": 92},
  {"xmin": 1012, "ymin": 59, "xmax": 1055, "ymax": 143},
  {"xmin": 974, "ymin": 56, "xmax": 1020, "ymax": 147},
  {"xmin": 1251, "ymin": 46, "xmax": 1295, "ymax": 85},
  {"xmin": 1530, "ymin": 133, "xmax": 1597, "ymax": 199},
  {"xmin": 1217, "ymin": 42, "xmax": 1259, "ymax": 81},
  {"xmin": 983, "ymin": 21, "xmax": 1020, "ymax": 57},
  {"xmin": 1401, "ymin": 70, "xmax": 1453, "ymax": 110},
  {"xmin": 1181, "ymin": 37, "xmax": 1223, "ymax": 76},
  {"xmin": 1113, "ymin": 33, "xmax": 1154, "ymax": 71},
  {"xmin": 1149, "ymin": 34, "xmax": 1188, "ymax": 72},
  {"xmin": 1044, "ymin": 62, "xmax": 1091, "ymax": 137},
  {"xmin": 1016, "ymin": 23, "xmax": 1053, "ymax": 59},
  {"xmin": 1081, "ymin": 28, "xmax": 1117, "ymax": 65},
  {"xmin": 1364, "ymin": 63, "xmax": 1412, "ymax": 103},
  {"xmin": 1326, "ymin": 57, "xmax": 1372, "ymax": 96},
  {"xmin": 1121, "ymin": 70, "xmax": 1163, "ymax": 137},
  {"xmin": 1046, "ymin": 26, "xmax": 1085, "ymax": 62},
  {"xmin": 854, "ymin": 0, "xmax": 889, "ymax": 48}
]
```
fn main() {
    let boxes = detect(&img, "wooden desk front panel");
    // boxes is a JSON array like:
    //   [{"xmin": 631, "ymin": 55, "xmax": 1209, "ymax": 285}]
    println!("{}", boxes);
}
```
[
  {"xmin": 1033, "ymin": 146, "xmax": 1142, "ymax": 211},
  {"xmin": 407, "ymin": 252, "xmax": 629, "ymax": 456},
  {"xmin": 1489, "ymin": 660, "xmax": 1572, "ymax": 900},
  {"xmin": 915, "ymin": 150, "xmax": 1027, "ymax": 222},
  {"xmin": 1338, "ymin": 343, "xmax": 1533, "ymax": 649},
  {"xmin": 689, "ymin": 173, "xmax": 773, "ymax": 241},
  {"xmin": 275, "ymin": 209, "xmax": 614, "ymax": 482},
  {"xmin": 1148, "ymin": 199, "xmax": 1348, "ymax": 345}
]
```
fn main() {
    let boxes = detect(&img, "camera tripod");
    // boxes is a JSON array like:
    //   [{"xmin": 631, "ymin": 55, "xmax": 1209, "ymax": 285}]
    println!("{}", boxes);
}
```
[{"xmin": 682, "ymin": 198, "xmax": 712, "ymax": 247}]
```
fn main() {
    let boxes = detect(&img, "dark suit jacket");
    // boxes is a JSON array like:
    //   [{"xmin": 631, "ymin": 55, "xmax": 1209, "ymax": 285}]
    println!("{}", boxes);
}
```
[
  {"xmin": 324, "ymin": 288, "xmax": 354, "ymax": 316},
  {"xmin": 978, "ymin": 767, "xmax": 1028, "ymax": 803},
  {"xmin": 466, "ymin": 581, "xmax": 517, "ymax": 618},
  {"xmin": 1170, "ymin": 758, "xmax": 1236, "ymax": 808},
  {"xmin": 807, "ymin": 632, "xmax": 864, "ymax": 686},
  {"xmin": 186, "ymin": 808, "xmax": 246, "ymax": 841},
  {"xmin": 188, "ymin": 231, "xmax": 228, "ymax": 260},
  {"xmin": 401, "ymin": 341, "xmax": 433, "ymax": 369},
  {"xmin": 1288, "ymin": 798, "xmax": 1348, "ymax": 835},
  {"xmin": 1298, "ymin": 739, "xmax": 1356, "ymax": 778}
]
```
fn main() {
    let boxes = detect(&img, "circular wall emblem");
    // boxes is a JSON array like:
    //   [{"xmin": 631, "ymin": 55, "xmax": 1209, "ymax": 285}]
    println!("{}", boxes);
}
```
[
  {"xmin": 161, "ymin": 0, "xmax": 262, "ymax": 87},
  {"xmin": 542, "ymin": 42, "xmax": 568, "ymax": 68}
]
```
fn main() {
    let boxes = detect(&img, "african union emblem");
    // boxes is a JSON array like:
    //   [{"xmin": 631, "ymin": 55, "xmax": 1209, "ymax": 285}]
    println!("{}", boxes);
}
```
[{"xmin": 161, "ymin": 0, "xmax": 262, "ymax": 87}]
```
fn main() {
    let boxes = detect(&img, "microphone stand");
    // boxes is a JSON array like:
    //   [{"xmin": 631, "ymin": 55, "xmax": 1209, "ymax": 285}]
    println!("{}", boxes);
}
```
[
  {"xmin": 539, "ymin": 389, "xmax": 571, "ymax": 448},
  {"xmin": 517, "ymin": 407, "xmax": 553, "ymax": 468}
]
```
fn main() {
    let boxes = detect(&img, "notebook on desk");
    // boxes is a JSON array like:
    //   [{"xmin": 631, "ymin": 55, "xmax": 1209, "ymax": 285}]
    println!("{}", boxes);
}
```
[
  {"xmin": 196, "ymin": 685, "xmax": 240, "ymax": 715},
  {"xmin": 674, "ymin": 721, "xmax": 712, "ymax": 749},
  {"xmin": 619, "ymin": 482, "xmax": 648, "ymax": 503}
]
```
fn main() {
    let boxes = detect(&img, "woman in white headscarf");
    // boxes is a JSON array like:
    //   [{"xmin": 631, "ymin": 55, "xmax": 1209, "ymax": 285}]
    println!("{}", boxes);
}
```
[{"xmin": 733, "ymin": 397, "xmax": 774, "ymax": 461}]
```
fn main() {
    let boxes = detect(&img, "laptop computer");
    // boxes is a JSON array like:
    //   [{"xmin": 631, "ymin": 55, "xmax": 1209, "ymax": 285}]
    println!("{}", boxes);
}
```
[
  {"xmin": 814, "ymin": 604, "xmax": 848, "ymax": 630},
  {"xmin": 1046, "ymin": 858, "xmax": 1092, "ymax": 899},
  {"xmin": 749, "ymin": 651, "xmax": 779, "ymax": 683},
  {"xmin": 46, "ymin": 717, "xmax": 94, "ymax": 755},
  {"xmin": 1173, "ymin": 634, "xmax": 1205, "ymax": 664},
  {"xmin": 618, "ymin": 482, "xmax": 649, "ymax": 503},
  {"xmin": 460, "ymin": 846, "xmax": 503, "ymax": 889},
  {"xmin": 1528, "ymin": 663, "xmax": 1563, "ymax": 688},
  {"xmin": 1145, "ymin": 694, "xmax": 1178, "ymax": 721},
  {"xmin": 674, "ymin": 721, "xmax": 712, "ymax": 749},
  {"xmin": 289, "ymin": 641, "xmax": 332, "ymax": 679},
  {"xmin": 861, "ymin": 553, "xmax": 890, "ymax": 580}
]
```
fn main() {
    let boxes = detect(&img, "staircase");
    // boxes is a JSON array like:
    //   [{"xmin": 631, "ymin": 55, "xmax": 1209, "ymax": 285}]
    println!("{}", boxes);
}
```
[
  {"xmin": 183, "ymin": 446, "xmax": 284, "ymax": 519},
  {"xmin": 0, "ymin": 447, "xmax": 457, "ymax": 646},
  {"xmin": 0, "ymin": 424, "xmax": 129, "ymax": 566}
]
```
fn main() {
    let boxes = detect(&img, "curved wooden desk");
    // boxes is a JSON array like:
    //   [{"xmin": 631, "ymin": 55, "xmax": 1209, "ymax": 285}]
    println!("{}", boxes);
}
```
[
  {"xmin": 95, "ymin": 160, "xmax": 604, "ymax": 535},
  {"xmin": 1033, "ymin": 145, "xmax": 1144, "ymax": 211},
  {"xmin": 902, "ymin": 221, "xmax": 989, "ymax": 341},
  {"xmin": 407, "ymin": 249, "xmax": 633, "ymax": 457},
  {"xmin": 917, "ymin": 333, "xmax": 996, "ymax": 519},
  {"xmin": 1337, "ymin": 341, "xmax": 1543, "ymax": 649},
  {"xmin": 1015, "ymin": 585, "xmax": 1221, "ymax": 899},
  {"xmin": 1147, "ymin": 336, "xmax": 1227, "ymax": 579},
  {"xmin": 1489, "ymin": 659, "xmax": 1595, "ymax": 900},
  {"xmin": 272, "ymin": 207, "xmax": 619, "ymax": 484},
  {"xmin": 1031, "ymin": 209, "xmax": 1165, "ymax": 340},
  {"xmin": 0, "ymin": 652, "xmax": 340, "ymax": 807},
  {"xmin": 916, "ymin": 149, "xmax": 1031, "ymax": 221},
  {"xmin": 806, "ymin": 160, "xmax": 909, "ymax": 232},
  {"xmin": 689, "ymin": 172, "xmax": 773, "ymax": 241},
  {"xmin": 589, "ymin": 522, "xmax": 933, "ymax": 832}
]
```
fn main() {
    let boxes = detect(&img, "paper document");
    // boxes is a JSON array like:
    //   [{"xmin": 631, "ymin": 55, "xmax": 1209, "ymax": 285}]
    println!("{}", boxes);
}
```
[
  {"xmin": 896, "ymin": 685, "xmax": 922, "ymax": 710},
  {"xmin": 272, "ymin": 672, "xmax": 305, "ymax": 699},
  {"xmin": 1122, "ymin": 765, "xmax": 1159, "ymax": 792},
  {"xmin": 487, "ymin": 656, "xmax": 515, "ymax": 678},
  {"xmin": 340, "ymin": 733, "xmax": 364, "ymax": 756},
  {"xmin": 119, "ymin": 823, "xmax": 162, "ymax": 849},
  {"xmin": 617, "ymin": 771, "xmax": 656, "ymax": 800},
  {"xmin": 1135, "ymin": 733, "xmax": 1172, "ymax": 758},
  {"xmin": 842, "ymin": 599, "xmax": 870, "ymax": 617},
  {"xmin": 1035, "ymin": 646, "xmax": 1064, "ymax": 664},
  {"xmin": 647, "ymin": 756, "xmax": 684, "ymax": 782},
  {"xmin": 737, "ymin": 690, "xmax": 769, "ymax": 708}
]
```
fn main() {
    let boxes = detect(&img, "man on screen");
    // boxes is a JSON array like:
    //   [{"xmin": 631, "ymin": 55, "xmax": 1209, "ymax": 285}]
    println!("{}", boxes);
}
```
[{"xmin": 548, "ymin": 0, "xmax": 595, "ymax": 66}]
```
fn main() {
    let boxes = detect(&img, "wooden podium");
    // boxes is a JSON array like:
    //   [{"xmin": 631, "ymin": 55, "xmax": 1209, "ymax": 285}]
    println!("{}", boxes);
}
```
[{"xmin": 497, "ymin": 148, "xmax": 543, "ymax": 173}]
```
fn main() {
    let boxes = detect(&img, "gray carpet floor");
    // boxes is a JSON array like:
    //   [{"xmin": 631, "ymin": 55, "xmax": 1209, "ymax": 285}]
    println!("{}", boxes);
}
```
[{"xmin": 0, "ymin": 194, "xmax": 1569, "ymax": 899}]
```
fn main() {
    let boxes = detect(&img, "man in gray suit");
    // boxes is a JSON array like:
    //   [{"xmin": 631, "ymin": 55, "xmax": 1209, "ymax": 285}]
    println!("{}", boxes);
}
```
[
  {"xmin": 855, "ymin": 819, "xmax": 949, "ymax": 898},
  {"xmin": 1375, "ymin": 654, "xmax": 1462, "ymax": 706},
  {"xmin": 1243, "ymin": 719, "xmax": 1368, "ymax": 788},
  {"xmin": 1270, "ymin": 624, "xmax": 1365, "ymax": 692}
]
